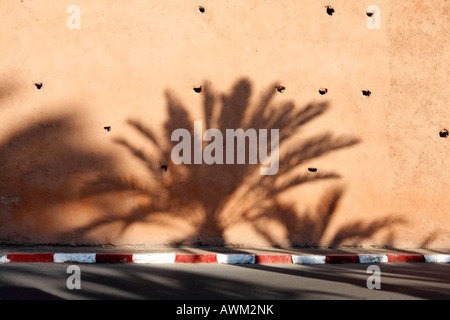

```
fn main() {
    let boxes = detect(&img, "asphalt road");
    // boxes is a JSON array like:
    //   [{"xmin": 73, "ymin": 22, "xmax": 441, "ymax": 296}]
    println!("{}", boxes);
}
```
[{"xmin": 0, "ymin": 263, "xmax": 449, "ymax": 300}]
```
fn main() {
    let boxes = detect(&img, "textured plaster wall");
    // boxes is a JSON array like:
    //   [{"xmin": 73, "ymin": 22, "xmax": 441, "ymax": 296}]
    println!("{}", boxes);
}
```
[{"xmin": 0, "ymin": 0, "xmax": 448, "ymax": 248}]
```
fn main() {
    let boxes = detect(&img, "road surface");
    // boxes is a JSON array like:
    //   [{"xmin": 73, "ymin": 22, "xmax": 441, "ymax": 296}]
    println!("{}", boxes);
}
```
[{"xmin": 0, "ymin": 263, "xmax": 449, "ymax": 300}]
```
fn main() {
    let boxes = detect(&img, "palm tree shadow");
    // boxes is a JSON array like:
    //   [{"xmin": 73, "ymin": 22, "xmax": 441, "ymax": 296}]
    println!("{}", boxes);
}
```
[
  {"xmin": 0, "ymin": 112, "xmax": 120, "ymax": 244},
  {"xmin": 79, "ymin": 78, "xmax": 401, "ymax": 247}
]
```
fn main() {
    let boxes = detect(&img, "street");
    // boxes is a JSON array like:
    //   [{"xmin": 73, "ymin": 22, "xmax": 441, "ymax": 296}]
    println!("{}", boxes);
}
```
[{"xmin": 0, "ymin": 263, "xmax": 449, "ymax": 300}]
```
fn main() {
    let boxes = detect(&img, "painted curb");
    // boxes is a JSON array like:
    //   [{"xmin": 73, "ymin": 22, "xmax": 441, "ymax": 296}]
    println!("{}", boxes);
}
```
[
  {"xmin": 424, "ymin": 254, "xmax": 450, "ymax": 263},
  {"xmin": 1, "ymin": 253, "xmax": 449, "ymax": 264},
  {"xmin": 217, "ymin": 254, "xmax": 255, "ymax": 264},
  {"xmin": 175, "ymin": 254, "xmax": 218, "ymax": 263},
  {"xmin": 96, "ymin": 253, "xmax": 133, "ymax": 264},
  {"xmin": 255, "ymin": 255, "xmax": 292, "ymax": 264},
  {"xmin": 326, "ymin": 254, "xmax": 360, "ymax": 264},
  {"xmin": 6, "ymin": 253, "xmax": 54, "ymax": 263},
  {"xmin": 387, "ymin": 254, "xmax": 425, "ymax": 263},
  {"xmin": 292, "ymin": 255, "xmax": 326, "ymax": 264},
  {"xmin": 358, "ymin": 254, "xmax": 388, "ymax": 264},
  {"xmin": 53, "ymin": 253, "xmax": 96, "ymax": 263},
  {"xmin": 132, "ymin": 253, "xmax": 176, "ymax": 264}
]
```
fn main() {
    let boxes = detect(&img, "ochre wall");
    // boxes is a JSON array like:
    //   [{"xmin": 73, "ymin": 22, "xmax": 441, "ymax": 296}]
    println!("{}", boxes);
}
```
[{"xmin": 0, "ymin": 0, "xmax": 448, "ymax": 248}]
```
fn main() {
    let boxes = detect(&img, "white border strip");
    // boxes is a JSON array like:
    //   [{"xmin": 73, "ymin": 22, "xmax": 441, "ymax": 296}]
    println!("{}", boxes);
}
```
[
  {"xmin": 292, "ymin": 255, "xmax": 326, "ymax": 264},
  {"xmin": 217, "ymin": 254, "xmax": 255, "ymax": 264},
  {"xmin": 132, "ymin": 253, "xmax": 176, "ymax": 264},
  {"xmin": 53, "ymin": 253, "xmax": 96, "ymax": 263},
  {"xmin": 424, "ymin": 254, "xmax": 450, "ymax": 263},
  {"xmin": 358, "ymin": 254, "xmax": 388, "ymax": 264}
]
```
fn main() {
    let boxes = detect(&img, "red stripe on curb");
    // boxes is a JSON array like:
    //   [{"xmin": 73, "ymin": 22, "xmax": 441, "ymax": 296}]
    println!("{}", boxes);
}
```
[
  {"xmin": 95, "ymin": 253, "xmax": 133, "ymax": 263},
  {"xmin": 325, "ymin": 254, "xmax": 360, "ymax": 264},
  {"xmin": 175, "ymin": 254, "xmax": 218, "ymax": 263},
  {"xmin": 386, "ymin": 254, "xmax": 425, "ymax": 263},
  {"xmin": 7, "ymin": 253, "xmax": 54, "ymax": 263},
  {"xmin": 255, "ymin": 255, "xmax": 292, "ymax": 264}
]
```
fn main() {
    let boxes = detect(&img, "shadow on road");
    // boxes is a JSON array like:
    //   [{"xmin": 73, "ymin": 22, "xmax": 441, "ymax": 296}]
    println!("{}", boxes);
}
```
[{"xmin": 1, "ymin": 263, "xmax": 449, "ymax": 300}]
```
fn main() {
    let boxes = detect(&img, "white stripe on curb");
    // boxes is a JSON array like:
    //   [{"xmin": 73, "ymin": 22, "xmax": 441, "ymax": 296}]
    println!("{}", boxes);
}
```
[
  {"xmin": 292, "ymin": 255, "xmax": 326, "ymax": 264},
  {"xmin": 0, "ymin": 255, "xmax": 10, "ymax": 264},
  {"xmin": 217, "ymin": 254, "xmax": 255, "ymax": 264},
  {"xmin": 53, "ymin": 253, "xmax": 96, "ymax": 263},
  {"xmin": 132, "ymin": 253, "xmax": 176, "ymax": 264},
  {"xmin": 424, "ymin": 254, "xmax": 450, "ymax": 263},
  {"xmin": 358, "ymin": 254, "xmax": 388, "ymax": 264}
]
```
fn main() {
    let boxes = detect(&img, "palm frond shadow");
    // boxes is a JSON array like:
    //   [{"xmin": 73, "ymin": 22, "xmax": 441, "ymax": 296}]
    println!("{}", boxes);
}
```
[
  {"xmin": 0, "ymin": 113, "xmax": 121, "ymax": 244},
  {"xmin": 79, "ymin": 78, "xmax": 401, "ymax": 247}
]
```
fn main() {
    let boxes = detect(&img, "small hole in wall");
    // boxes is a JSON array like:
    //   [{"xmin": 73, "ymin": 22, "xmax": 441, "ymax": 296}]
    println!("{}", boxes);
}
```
[
  {"xmin": 34, "ymin": 82, "xmax": 43, "ymax": 90},
  {"xmin": 198, "ymin": 6, "xmax": 205, "ymax": 13},
  {"xmin": 308, "ymin": 167, "xmax": 318, "ymax": 172},
  {"xmin": 366, "ymin": 11, "xmax": 374, "ymax": 17},
  {"xmin": 319, "ymin": 88, "xmax": 328, "ymax": 95},
  {"xmin": 104, "ymin": 126, "xmax": 111, "ymax": 132},
  {"xmin": 276, "ymin": 86, "xmax": 285, "ymax": 93},
  {"xmin": 193, "ymin": 86, "xmax": 202, "ymax": 93},
  {"xmin": 439, "ymin": 129, "xmax": 449, "ymax": 138},
  {"xmin": 362, "ymin": 90, "xmax": 371, "ymax": 97},
  {"xmin": 326, "ymin": 6, "xmax": 335, "ymax": 15},
  {"xmin": 161, "ymin": 165, "xmax": 168, "ymax": 171}
]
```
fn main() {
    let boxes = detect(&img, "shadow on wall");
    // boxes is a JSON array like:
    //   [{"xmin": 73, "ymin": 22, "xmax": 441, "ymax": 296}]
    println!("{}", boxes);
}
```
[
  {"xmin": 76, "ymin": 78, "xmax": 404, "ymax": 247},
  {"xmin": 0, "ymin": 77, "xmax": 121, "ymax": 243},
  {"xmin": 0, "ymin": 111, "xmax": 122, "ymax": 243},
  {"xmin": 0, "ymin": 77, "xmax": 416, "ymax": 247}
]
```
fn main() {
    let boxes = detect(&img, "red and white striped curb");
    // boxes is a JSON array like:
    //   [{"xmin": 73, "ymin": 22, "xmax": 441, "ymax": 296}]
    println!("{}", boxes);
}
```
[{"xmin": 0, "ymin": 253, "xmax": 449, "ymax": 264}]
